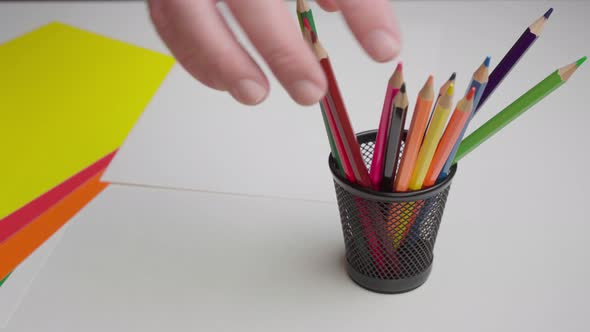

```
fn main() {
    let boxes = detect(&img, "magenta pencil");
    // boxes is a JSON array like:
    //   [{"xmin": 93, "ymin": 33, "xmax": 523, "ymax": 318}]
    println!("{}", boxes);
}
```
[{"xmin": 370, "ymin": 63, "xmax": 404, "ymax": 190}]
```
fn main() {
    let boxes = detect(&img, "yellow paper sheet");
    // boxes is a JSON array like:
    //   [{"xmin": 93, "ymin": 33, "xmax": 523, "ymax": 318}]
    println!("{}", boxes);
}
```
[{"xmin": 0, "ymin": 22, "xmax": 174, "ymax": 218}]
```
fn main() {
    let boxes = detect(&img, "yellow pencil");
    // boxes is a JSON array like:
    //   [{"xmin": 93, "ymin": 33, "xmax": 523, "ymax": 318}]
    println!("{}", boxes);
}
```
[{"xmin": 409, "ymin": 83, "xmax": 455, "ymax": 190}]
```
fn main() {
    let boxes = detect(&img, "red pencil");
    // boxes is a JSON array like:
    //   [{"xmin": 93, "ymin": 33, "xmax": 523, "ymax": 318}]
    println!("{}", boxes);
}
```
[{"xmin": 309, "ymin": 30, "xmax": 371, "ymax": 188}]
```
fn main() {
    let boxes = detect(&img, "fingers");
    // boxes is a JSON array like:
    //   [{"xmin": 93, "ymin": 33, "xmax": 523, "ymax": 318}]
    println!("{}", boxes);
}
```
[
  {"xmin": 148, "ymin": 0, "xmax": 269, "ymax": 105},
  {"xmin": 225, "ymin": 0, "xmax": 327, "ymax": 106},
  {"xmin": 334, "ymin": 0, "xmax": 401, "ymax": 62},
  {"xmin": 316, "ymin": 0, "xmax": 339, "ymax": 12}
]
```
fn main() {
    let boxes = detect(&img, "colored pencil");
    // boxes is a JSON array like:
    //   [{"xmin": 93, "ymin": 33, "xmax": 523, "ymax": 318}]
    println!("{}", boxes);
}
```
[
  {"xmin": 299, "ymin": 18, "xmax": 344, "ymax": 176},
  {"xmin": 322, "ymin": 96, "xmax": 356, "ymax": 182},
  {"xmin": 390, "ymin": 77, "xmax": 434, "ymax": 250},
  {"xmin": 438, "ymin": 57, "xmax": 490, "ymax": 181},
  {"xmin": 382, "ymin": 83, "xmax": 409, "ymax": 191},
  {"xmin": 309, "ymin": 30, "xmax": 372, "ymax": 188},
  {"xmin": 370, "ymin": 63, "xmax": 404, "ymax": 190},
  {"xmin": 424, "ymin": 88, "xmax": 476, "ymax": 187},
  {"xmin": 297, "ymin": 0, "xmax": 317, "ymax": 35},
  {"xmin": 409, "ymin": 83, "xmax": 455, "ymax": 190},
  {"xmin": 425, "ymin": 73, "xmax": 456, "ymax": 136},
  {"xmin": 455, "ymin": 56, "xmax": 586, "ymax": 163},
  {"xmin": 395, "ymin": 75, "xmax": 435, "ymax": 192},
  {"xmin": 476, "ymin": 8, "xmax": 553, "ymax": 112}
]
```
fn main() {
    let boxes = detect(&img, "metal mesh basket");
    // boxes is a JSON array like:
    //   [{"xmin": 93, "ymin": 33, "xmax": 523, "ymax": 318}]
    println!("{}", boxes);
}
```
[{"xmin": 329, "ymin": 130, "xmax": 456, "ymax": 293}]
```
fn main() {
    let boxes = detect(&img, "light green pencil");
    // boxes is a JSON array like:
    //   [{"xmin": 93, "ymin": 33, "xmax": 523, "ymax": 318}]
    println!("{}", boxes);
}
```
[{"xmin": 454, "ymin": 56, "xmax": 586, "ymax": 164}]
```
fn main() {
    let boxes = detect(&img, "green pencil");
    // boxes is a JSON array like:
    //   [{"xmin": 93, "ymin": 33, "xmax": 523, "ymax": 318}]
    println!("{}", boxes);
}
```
[
  {"xmin": 297, "ymin": 0, "xmax": 318, "ymax": 34},
  {"xmin": 298, "ymin": 0, "xmax": 344, "ymax": 174},
  {"xmin": 454, "ymin": 56, "xmax": 586, "ymax": 164}
]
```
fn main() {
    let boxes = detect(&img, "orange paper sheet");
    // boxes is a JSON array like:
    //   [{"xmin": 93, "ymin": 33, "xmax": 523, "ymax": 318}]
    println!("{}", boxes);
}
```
[{"xmin": 0, "ymin": 172, "xmax": 108, "ymax": 280}]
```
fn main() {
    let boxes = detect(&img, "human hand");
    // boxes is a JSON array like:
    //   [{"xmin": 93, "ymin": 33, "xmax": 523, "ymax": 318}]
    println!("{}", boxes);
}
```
[{"xmin": 148, "ymin": 0, "xmax": 401, "ymax": 106}]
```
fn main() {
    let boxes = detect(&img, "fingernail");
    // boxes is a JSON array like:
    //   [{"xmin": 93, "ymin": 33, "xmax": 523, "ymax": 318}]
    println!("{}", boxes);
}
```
[
  {"xmin": 290, "ymin": 80, "xmax": 325, "ymax": 105},
  {"xmin": 230, "ymin": 79, "xmax": 267, "ymax": 105},
  {"xmin": 364, "ymin": 30, "xmax": 399, "ymax": 62}
]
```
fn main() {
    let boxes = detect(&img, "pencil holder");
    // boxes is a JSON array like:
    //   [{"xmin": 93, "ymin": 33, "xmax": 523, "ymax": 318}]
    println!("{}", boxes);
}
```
[{"xmin": 329, "ymin": 130, "xmax": 456, "ymax": 294}]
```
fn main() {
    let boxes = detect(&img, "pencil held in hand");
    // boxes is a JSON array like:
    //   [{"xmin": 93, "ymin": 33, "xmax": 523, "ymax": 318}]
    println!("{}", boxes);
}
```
[
  {"xmin": 296, "ymin": 0, "xmax": 318, "ymax": 34},
  {"xmin": 308, "ymin": 26, "xmax": 372, "ymax": 188}
]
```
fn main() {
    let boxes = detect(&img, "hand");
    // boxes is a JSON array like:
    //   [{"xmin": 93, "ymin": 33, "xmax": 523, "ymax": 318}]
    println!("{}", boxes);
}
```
[{"xmin": 148, "ymin": 0, "xmax": 401, "ymax": 106}]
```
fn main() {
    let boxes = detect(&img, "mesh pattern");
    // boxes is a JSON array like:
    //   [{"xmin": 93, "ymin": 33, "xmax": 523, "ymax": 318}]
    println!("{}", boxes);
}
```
[{"xmin": 333, "ymin": 133, "xmax": 451, "ymax": 280}]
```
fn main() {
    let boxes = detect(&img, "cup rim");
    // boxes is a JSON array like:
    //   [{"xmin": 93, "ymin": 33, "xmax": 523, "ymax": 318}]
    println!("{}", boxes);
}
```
[{"xmin": 328, "ymin": 129, "xmax": 457, "ymax": 202}]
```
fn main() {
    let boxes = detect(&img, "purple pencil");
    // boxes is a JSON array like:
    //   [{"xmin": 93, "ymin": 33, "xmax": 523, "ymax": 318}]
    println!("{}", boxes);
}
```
[{"xmin": 476, "ymin": 8, "xmax": 553, "ymax": 113}]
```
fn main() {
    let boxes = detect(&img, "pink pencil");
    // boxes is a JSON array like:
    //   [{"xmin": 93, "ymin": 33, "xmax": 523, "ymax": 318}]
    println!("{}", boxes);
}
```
[{"xmin": 370, "ymin": 63, "xmax": 404, "ymax": 190}]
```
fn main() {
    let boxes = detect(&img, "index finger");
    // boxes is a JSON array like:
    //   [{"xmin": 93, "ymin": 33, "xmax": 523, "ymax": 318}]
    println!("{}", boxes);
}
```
[
  {"xmin": 225, "ymin": 0, "xmax": 327, "ymax": 106},
  {"xmin": 334, "ymin": 0, "xmax": 401, "ymax": 62}
]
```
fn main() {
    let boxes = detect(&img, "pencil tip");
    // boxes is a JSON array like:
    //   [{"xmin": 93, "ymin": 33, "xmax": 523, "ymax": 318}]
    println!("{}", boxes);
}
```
[
  {"xmin": 484, "ymin": 56, "xmax": 491, "ymax": 68},
  {"xmin": 544, "ymin": 8, "xmax": 553, "ymax": 19},
  {"xmin": 466, "ymin": 87, "xmax": 476, "ymax": 101},
  {"xmin": 449, "ymin": 72, "xmax": 456, "ymax": 81},
  {"xmin": 396, "ymin": 62, "xmax": 403, "ymax": 72},
  {"xmin": 576, "ymin": 56, "xmax": 587, "ymax": 67},
  {"xmin": 446, "ymin": 83, "xmax": 455, "ymax": 96},
  {"xmin": 427, "ymin": 75, "xmax": 434, "ymax": 85},
  {"xmin": 400, "ymin": 83, "xmax": 407, "ymax": 93}
]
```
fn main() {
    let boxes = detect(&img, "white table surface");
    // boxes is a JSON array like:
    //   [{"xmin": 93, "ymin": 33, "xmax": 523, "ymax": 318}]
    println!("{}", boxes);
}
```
[{"xmin": 1, "ymin": 1, "xmax": 590, "ymax": 331}]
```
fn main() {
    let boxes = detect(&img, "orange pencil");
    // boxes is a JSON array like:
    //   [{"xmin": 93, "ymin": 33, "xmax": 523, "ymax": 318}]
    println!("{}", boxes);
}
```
[
  {"xmin": 394, "ymin": 75, "xmax": 434, "ymax": 192},
  {"xmin": 423, "ymin": 87, "xmax": 476, "ymax": 187}
]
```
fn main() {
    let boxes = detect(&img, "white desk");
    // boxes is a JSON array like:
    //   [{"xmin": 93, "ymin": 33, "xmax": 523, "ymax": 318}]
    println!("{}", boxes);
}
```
[
  {"xmin": 1, "ymin": 1, "xmax": 590, "ymax": 331},
  {"xmin": 6, "ymin": 184, "xmax": 590, "ymax": 332}
]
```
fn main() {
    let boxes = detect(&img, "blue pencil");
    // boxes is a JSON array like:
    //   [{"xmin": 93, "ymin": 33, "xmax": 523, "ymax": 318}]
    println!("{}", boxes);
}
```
[{"xmin": 437, "ymin": 56, "xmax": 490, "ymax": 181}]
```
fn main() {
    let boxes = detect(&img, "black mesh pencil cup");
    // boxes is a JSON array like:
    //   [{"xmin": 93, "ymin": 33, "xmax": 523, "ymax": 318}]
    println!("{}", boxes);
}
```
[{"xmin": 329, "ymin": 130, "xmax": 457, "ymax": 294}]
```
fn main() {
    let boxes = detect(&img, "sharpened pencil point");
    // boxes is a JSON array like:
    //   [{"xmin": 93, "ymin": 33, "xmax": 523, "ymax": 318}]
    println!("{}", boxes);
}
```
[
  {"xmin": 446, "ymin": 83, "xmax": 455, "ymax": 96},
  {"xmin": 576, "ymin": 56, "xmax": 587, "ymax": 67},
  {"xmin": 427, "ymin": 75, "xmax": 434, "ymax": 85},
  {"xmin": 400, "ymin": 83, "xmax": 406, "ymax": 93},
  {"xmin": 466, "ymin": 87, "xmax": 476, "ymax": 101},
  {"xmin": 449, "ymin": 72, "xmax": 456, "ymax": 81},
  {"xmin": 396, "ymin": 62, "xmax": 403, "ymax": 72},
  {"xmin": 484, "ymin": 56, "xmax": 491, "ymax": 68},
  {"xmin": 544, "ymin": 8, "xmax": 553, "ymax": 19}
]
